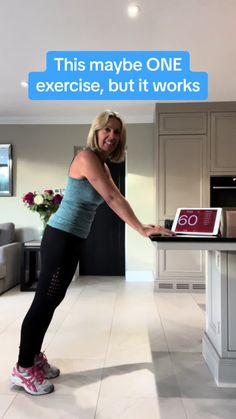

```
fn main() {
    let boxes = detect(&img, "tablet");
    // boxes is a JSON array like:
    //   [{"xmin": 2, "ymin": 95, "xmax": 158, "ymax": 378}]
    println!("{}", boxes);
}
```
[{"xmin": 171, "ymin": 208, "xmax": 222, "ymax": 236}]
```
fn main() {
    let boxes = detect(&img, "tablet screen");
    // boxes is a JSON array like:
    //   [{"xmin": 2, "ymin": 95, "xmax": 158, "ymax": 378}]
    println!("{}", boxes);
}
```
[{"xmin": 174, "ymin": 209, "xmax": 219, "ymax": 234}]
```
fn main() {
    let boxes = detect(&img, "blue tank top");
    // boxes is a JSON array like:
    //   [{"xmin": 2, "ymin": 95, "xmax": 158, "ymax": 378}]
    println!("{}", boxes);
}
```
[{"xmin": 48, "ymin": 176, "xmax": 104, "ymax": 238}]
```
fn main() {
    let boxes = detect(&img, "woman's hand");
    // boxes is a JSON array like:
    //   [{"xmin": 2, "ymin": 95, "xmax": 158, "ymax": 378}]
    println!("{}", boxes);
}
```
[{"xmin": 141, "ymin": 224, "xmax": 175, "ymax": 237}]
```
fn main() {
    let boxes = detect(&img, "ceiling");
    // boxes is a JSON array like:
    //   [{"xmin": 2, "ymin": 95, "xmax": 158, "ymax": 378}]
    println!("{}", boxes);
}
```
[{"xmin": 0, "ymin": 0, "xmax": 236, "ymax": 124}]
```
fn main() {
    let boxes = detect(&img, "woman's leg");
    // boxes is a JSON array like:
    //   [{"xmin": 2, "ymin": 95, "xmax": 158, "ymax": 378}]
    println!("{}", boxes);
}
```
[{"xmin": 18, "ymin": 226, "xmax": 85, "ymax": 368}]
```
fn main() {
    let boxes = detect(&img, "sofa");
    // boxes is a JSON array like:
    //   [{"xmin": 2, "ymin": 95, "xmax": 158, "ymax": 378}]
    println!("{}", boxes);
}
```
[{"xmin": 0, "ymin": 223, "xmax": 22, "ymax": 295}]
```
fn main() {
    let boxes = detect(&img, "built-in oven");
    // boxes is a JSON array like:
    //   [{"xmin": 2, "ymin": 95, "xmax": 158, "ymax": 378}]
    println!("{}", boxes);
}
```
[
  {"xmin": 210, "ymin": 176, "xmax": 236, "ymax": 208},
  {"xmin": 210, "ymin": 176, "xmax": 236, "ymax": 236}
]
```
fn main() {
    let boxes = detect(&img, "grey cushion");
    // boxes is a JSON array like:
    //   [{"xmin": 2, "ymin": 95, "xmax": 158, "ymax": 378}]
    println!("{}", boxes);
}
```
[
  {"xmin": 0, "ymin": 263, "xmax": 6, "ymax": 279},
  {"xmin": 0, "ymin": 223, "xmax": 15, "ymax": 246}
]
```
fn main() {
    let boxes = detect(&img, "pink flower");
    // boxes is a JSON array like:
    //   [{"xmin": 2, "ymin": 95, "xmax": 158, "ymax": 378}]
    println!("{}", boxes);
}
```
[{"xmin": 44, "ymin": 189, "xmax": 54, "ymax": 195}]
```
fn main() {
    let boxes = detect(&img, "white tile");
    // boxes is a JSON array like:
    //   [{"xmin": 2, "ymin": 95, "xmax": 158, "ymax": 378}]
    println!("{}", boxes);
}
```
[
  {"xmin": 183, "ymin": 398, "xmax": 236, "ymax": 419},
  {"xmin": 104, "ymin": 330, "xmax": 153, "ymax": 365},
  {"xmin": 0, "ymin": 395, "xmax": 16, "ymax": 417},
  {"xmin": 95, "ymin": 397, "xmax": 161, "ymax": 419},
  {"xmin": 0, "ymin": 360, "xmax": 19, "ymax": 395},
  {"xmin": 3, "ymin": 393, "xmax": 96, "ymax": 419},
  {"xmin": 2, "ymin": 279, "xmax": 236, "ymax": 419},
  {"xmin": 157, "ymin": 398, "xmax": 188, "ymax": 419},
  {"xmin": 99, "ymin": 366, "xmax": 156, "ymax": 398},
  {"xmin": 44, "ymin": 357, "xmax": 104, "ymax": 398},
  {"xmin": 171, "ymin": 351, "xmax": 236, "ymax": 401},
  {"xmin": 191, "ymin": 292, "xmax": 206, "ymax": 305},
  {"xmin": 154, "ymin": 293, "xmax": 205, "ymax": 352}
]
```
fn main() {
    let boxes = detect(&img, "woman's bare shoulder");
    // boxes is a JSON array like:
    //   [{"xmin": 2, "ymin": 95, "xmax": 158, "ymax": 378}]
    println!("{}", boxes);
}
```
[
  {"xmin": 69, "ymin": 149, "xmax": 100, "ymax": 178},
  {"xmin": 75, "ymin": 148, "xmax": 97, "ymax": 161}
]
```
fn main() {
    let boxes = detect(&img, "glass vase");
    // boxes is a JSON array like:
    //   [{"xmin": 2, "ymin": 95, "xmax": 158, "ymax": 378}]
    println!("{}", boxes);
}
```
[{"xmin": 39, "ymin": 212, "xmax": 51, "ymax": 239}]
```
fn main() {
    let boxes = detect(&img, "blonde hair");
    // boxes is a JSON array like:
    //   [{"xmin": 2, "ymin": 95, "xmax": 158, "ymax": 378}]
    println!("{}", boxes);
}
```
[{"xmin": 86, "ymin": 110, "xmax": 126, "ymax": 162}]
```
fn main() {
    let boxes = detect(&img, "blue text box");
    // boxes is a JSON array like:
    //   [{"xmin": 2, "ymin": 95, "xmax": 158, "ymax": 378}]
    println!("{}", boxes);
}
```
[{"xmin": 28, "ymin": 51, "xmax": 208, "ymax": 101}]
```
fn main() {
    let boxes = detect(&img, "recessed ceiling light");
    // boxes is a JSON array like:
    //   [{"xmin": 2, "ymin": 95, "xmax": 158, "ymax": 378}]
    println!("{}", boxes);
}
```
[
  {"xmin": 20, "ymin": 80, "xmax": 28, "ymax": 88},
  {"xmin": 127, "ymin": 4, "xmax": 141, "ymax": 18}
]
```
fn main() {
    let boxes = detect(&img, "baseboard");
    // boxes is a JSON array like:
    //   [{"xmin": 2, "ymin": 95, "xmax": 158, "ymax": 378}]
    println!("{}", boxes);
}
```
[
  {"xmin": 125, "ymin": 270, "xmax": 154, "ymax": 282},
  {"xmin": 203, "ymin": 332, "xmax": 236, "ymax": 387}
]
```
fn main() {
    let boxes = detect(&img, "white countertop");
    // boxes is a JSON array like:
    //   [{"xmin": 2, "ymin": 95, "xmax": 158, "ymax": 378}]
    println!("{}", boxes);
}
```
[{"xmin": 151, "ymin": 237, "xmax": 236, "ymax": 251}]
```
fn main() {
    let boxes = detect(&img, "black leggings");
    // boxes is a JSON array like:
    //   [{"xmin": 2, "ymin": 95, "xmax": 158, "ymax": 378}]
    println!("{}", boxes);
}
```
[{"xmin": 18, "ymin": 225, "xmax": 85, "ymax": 368}]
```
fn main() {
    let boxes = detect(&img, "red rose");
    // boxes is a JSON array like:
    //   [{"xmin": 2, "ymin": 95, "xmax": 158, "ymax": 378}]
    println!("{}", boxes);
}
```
[
  {"xmin": 53, "ymin": 194, "xmax": 63, "ymax": 205},
  {"xmin": 23, "ymin": 192, "xmax": 35, "ymax": 205}
]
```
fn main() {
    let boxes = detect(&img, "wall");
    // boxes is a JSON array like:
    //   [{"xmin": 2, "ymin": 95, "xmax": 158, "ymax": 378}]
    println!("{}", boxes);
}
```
[
  {"xmin": 0, "ymin": 123, "xmax": 155, "ymax": 278},
  {"xmin": 126, "ymin": 124, "xmax": 156, "ymax": 280}
]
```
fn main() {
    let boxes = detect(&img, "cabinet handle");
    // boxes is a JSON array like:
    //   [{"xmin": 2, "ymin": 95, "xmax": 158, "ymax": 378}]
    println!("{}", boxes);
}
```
[{"xmin": 212, "ymin": 186, "xmax": 236, "ymax": 189}]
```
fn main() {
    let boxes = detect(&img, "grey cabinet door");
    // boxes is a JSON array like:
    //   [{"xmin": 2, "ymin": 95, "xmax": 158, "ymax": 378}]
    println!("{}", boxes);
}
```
[{"xmin": 210, "ymin": 112, "xmax": 236, "ymax": 172}]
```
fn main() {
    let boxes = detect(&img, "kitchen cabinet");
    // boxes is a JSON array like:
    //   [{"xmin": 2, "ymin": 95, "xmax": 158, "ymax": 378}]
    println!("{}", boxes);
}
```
[
  {"xmin": 158, "ymin": 134, "xmax": 207, "ymax": 220},
  {"xmin": 155, "ymin": 103, "xmax": 236, "ymax": 291},
  {"xmin": 210, "ymin": 112, "xmax": 236, "ymax": 172},
  {"xmin": 159, "ymin": 112, "xmax": 207, "ymax": 135},
  {"xmin": 156, "ymin": 131, "xmax": 207, "ymax": 291}
]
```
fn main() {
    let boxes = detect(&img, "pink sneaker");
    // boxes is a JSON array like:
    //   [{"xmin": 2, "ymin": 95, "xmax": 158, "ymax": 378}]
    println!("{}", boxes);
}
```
[
  {"xmin": 10, "ymin": 364, "xmax": 54, "ymax": 395},
  {"xmin": 34, "ymin": 352, "xmax": 60, "ymax": 379}
]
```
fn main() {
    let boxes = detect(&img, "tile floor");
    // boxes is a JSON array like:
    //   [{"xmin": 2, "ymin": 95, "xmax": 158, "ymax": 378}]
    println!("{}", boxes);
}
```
[{"xmin": 1, "ymin": 277, "xmax": 236, "ymax": 418}]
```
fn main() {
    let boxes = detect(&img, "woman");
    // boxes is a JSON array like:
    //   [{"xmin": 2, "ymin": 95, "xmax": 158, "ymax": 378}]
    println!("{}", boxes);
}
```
[{"xmin": 11, "ymin": 110, "xmax": 174, "ymax": 395}]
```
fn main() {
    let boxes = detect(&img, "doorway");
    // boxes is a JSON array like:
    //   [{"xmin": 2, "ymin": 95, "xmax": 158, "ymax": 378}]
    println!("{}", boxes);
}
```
[{"xmin": 79, "ymin": 160, "xmax": 126, "ymax": 276}]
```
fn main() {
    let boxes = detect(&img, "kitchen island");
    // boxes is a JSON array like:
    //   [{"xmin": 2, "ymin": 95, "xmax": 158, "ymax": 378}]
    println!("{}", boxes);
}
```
[{"xmin": 151, "ymin": 235, "xmax": 236, "ymax": 387}]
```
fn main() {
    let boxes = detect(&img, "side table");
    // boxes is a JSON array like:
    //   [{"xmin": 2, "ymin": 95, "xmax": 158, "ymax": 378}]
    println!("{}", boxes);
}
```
[{"xmin": 21, "ymin": 240, "xmax": 41, "ymax": 291}]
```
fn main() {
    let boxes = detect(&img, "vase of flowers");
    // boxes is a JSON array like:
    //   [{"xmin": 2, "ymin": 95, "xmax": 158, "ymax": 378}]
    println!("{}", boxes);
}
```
[{"xmin": 23, "ymin": 189, "xmax": 63, "ymax": 236}]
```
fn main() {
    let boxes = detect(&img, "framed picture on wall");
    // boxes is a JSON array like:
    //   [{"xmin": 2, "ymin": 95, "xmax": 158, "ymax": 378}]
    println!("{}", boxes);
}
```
[{"xmin": 0, "ymin": 144, "xmax": 13, "ymax": 196}]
